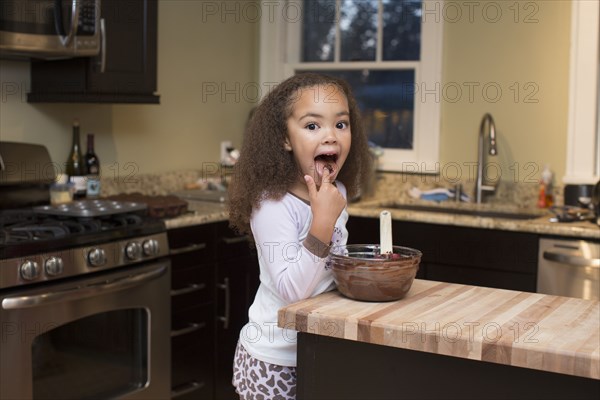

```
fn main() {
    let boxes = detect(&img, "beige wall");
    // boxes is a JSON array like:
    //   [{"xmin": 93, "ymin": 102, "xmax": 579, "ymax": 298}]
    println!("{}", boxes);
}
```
[
  {"xmin": 1, "ymin": 0, "xmax": 573, "ymax": 186},
  {"xmin": 440, "ymin": 0, "xmax": 571, "ymax": 185},
  {"xmin": 0, "ymin": 1, "xmax": 259, "ymax": 177}
]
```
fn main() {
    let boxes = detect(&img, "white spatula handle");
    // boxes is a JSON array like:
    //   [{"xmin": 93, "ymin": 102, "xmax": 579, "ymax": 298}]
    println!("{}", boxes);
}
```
[{"xmin": 380, "ymin": 210, "xmax": 393, "ymax": 254}]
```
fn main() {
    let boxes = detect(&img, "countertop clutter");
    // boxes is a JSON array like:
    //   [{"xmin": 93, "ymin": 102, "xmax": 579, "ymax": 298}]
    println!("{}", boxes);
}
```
[
  {"xmin": 347, "ymin": 197, "xmax": 600, "ymax": 240},
  {"xmin": 278, "ymin": 280, "xmax": 600, "ymax": 380}
]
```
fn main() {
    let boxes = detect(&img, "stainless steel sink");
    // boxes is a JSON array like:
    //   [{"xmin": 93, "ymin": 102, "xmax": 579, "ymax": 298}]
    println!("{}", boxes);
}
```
[{"xmin": 374, "ymin": 202, "xmax": 544, "ymax": 220}]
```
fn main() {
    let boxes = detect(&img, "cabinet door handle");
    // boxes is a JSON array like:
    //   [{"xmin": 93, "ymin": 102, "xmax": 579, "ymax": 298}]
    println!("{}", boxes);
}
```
[
  {"xmin": 171, "ymin": 381, "xmax": 205, "ymax": 398},
  {"xmin": 171, "ymin": 322, "xmax": 206, "ymax": 338},
  {"xmin": 170, "ymin": 283, "xmax": 206, "ymax": 296},
  {"xmin": 221, "ymin": 236, "xmax": 248, "ymax": 245},
  {"xmin": 170, "ymin": 242, "xmax": 207, "ymax": 255},
  {"xmin": 98, "ymin": 18, "xmax": 106, "ymax": 73},
  {"xmin": 217, "ymin": 277, "xmax": 230, "ymax": 329}
]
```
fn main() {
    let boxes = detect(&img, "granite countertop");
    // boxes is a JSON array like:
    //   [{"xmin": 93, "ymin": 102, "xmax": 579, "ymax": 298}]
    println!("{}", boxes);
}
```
[
  {"xmin": 278, "ymin": 281, "xmax": 600, "ymax": 380},
  {"xmin": 163, "ymin": 200, "xmax": 228, "ymax": 229},
  {"xmin": 164, "ymin": 197, "xmax": 599, "ymax": 240},
  {"xmin": 348, "ymin": 197, "xmax": 600, "ymax": 240}
]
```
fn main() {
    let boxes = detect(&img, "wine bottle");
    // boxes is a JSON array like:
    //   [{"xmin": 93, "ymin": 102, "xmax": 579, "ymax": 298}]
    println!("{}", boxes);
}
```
[
  {"xmin": 66, "ymin": 119, "xmax": 86, "ymax": 199},
  {"xmin": 85, "ymin": 133, "xmax": 101, "ymax": 198}
]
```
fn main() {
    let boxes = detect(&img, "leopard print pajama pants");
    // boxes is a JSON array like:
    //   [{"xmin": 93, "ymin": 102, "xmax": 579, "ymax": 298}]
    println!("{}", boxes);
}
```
[{"xmin": 232, "ymin": 341, "xmax": 297, "ymax": 400}]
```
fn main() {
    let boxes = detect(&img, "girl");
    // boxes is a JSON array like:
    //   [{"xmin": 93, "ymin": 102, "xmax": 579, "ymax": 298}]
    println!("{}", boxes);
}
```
[{"xmin": 228, "ymin": 73, "xmax": 372, "ymax": 399}]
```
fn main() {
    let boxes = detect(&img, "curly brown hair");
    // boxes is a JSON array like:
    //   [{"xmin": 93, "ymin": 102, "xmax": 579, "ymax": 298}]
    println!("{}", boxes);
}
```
[{"xmin": 228, "ymin": 72, "xmax": 373, "ymax": 237}]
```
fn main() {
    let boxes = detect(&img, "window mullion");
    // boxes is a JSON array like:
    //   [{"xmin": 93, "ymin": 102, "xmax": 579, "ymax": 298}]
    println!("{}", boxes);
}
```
[
  {"xmin": 334, "ymin": 0, "xmax": 341, "ymax": 63},
  {"xmin": 376, "ymin": 0, "xmax": 383, "ymax": 62}
]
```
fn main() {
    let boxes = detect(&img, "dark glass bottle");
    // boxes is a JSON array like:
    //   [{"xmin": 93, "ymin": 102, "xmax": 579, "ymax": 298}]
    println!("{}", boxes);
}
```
[
  {"xmin": 66, "ymin": 119, "xmax": 86, "ymax": 199},
  {"xmin": 85, "ymin": 133, "xmax": 101, "ymax": 198}
]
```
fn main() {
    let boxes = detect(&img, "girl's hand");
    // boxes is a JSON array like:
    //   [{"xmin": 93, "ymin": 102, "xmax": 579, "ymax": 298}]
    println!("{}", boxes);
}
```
[{"xmin": 304, "ymin": 168, "xmax": 346, "ymax": 245}]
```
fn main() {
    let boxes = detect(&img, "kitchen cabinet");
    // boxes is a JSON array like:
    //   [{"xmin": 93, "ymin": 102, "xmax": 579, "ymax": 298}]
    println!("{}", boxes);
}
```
[
  {"xmin": 168, "ymin": 221, "xmax": 259, "ymax": 400},
  {"xmin": 282, "ymin": 282, "xmax": 600, "ymax": 399},
  {"xmin": 346, "ymin": 216, "xmax": 538, "ymax": 292},
  {"xmin": 169, "ymin": 223, "xmax": 216, "ymax": 399},
  {"xmin": 296, "ymin": 333, "xmax": 599, "ymax": 400},
  {"xmin": 215, "ymin": 223, "xmax": 260, "ymax": 400},
  {"xmin": 28, "ymin": 0, "xmax": 159, "ymax": 104}
]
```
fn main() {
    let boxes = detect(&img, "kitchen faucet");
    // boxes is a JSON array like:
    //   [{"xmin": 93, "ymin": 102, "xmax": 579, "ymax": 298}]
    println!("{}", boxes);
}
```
[{"xmin": 475, "ymin": 113, "xmax": 498, "ymax": 203}]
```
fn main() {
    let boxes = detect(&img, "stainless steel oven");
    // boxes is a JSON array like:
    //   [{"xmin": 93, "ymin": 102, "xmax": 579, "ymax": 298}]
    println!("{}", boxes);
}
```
[
  {"xmin": 1, "ymin": 260, "xmax": 170, "ymax": 400},
  {"xmin": 0, "ymin": 142, "xmax": 171, "ymax": 399}
]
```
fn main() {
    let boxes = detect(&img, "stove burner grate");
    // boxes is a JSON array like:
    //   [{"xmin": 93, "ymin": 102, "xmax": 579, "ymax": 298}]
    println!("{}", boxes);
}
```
[{"xmin": 0, "ymin": 212, "xmax": 149, "ymax": 247}]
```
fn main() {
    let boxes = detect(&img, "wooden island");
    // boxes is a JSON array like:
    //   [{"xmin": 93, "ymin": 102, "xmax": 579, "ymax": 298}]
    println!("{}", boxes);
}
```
[{"xmin": 278, "ymin": 280, "xmax": 600, "ymax": 399}]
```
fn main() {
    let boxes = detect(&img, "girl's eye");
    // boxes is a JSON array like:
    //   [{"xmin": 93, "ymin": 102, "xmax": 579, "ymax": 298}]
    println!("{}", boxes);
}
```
[
  {"xmin": 306, "ymin": 123, "xmax": 318, "ymax": 131},
  {"xmin": 336, "ymin": 121, "xmax": 349, "ymax": 129}
]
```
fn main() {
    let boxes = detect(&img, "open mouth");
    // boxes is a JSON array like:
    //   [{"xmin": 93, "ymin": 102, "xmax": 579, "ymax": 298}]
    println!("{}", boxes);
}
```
[{"xmin": 314, "ymin": 153, "xmax": 338, "ymax": 178}]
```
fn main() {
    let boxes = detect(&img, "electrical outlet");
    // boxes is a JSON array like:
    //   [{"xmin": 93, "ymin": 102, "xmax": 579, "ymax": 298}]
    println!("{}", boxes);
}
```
[{"xmin": 220, "ymin": 141, "xmax": 232, "ymax": 164}]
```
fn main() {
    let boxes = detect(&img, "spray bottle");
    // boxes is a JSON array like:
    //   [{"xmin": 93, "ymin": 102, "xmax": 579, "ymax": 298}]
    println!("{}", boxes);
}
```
[{"xmin": 537, "ymin": 165, "xmax": 554, "ymax": 208}]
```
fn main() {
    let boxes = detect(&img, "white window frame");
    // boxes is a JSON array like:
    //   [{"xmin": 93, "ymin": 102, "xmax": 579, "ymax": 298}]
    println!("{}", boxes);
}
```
[
  {"xmin": 259, "ymin": 0, "xmax": 443, "ymax": 172},
  {"xmin": 565, "ymin": 0, "xmax": 599, "ymax": 184}
]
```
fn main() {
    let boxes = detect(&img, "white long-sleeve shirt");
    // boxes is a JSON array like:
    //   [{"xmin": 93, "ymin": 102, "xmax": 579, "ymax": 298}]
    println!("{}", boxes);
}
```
[{"xmin": 238, "ymin": 183, "xmax": 348, "ymax": 367}]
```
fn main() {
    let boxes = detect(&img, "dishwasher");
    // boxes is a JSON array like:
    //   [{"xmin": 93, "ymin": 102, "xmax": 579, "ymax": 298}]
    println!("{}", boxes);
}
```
[{"xmin": 537, "ymin": 238, "xmax": 600, "ymax": 300}]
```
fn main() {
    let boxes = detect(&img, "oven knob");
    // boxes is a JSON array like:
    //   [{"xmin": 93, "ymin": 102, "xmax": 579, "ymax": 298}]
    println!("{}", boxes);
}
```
[
  {"xmin": 142, "ymin": 239, "xmax": 160, "ymax": 257},
  {"xmin": 125, "ymin": 242, "xmax": 142, "ymax": 260},
  {"xmin": 88, "ymin": 248, "xmax": 107, "ymax": 267},
  {"xmin": 20, "ymin": 261, "xmax": 40, "ymax": 281},
  {"xmin": 44, "ymin": 257, "xmax": 64, "ymax": 276}
]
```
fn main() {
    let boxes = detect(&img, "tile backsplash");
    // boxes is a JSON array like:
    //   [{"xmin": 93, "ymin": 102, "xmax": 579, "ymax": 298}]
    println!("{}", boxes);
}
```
[
  {"xmin": 100, "ymin": 168, "xmax": 561, "ymax": 209},
  {"xmin": 362, "ymin": 171, "xmax": 561, "ymax": 209}
]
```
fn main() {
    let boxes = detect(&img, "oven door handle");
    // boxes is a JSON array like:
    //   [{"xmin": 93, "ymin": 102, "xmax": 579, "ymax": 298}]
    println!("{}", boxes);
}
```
[{"xmin": 2, "ymin": 265, "xmax": 167, "ymax": 310}]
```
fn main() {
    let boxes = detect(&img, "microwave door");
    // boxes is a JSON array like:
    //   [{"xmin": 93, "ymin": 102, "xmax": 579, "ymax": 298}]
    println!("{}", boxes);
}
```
[{"xmin": 0, "ymin": 0, "xmax": 100, "ymax": 59}]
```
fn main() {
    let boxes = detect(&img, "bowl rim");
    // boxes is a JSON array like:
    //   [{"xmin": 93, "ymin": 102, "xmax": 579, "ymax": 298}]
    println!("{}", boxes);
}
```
[{"xmin": 330, "ymin": 243, "xmax": 423, "ymax": 261}]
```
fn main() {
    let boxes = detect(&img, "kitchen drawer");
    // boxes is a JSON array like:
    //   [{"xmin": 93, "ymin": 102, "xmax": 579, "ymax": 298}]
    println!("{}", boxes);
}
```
[
  {"xmin": 172, "ymin": 296, "xmax": 214, "ymax": 332},
  {"xmin": 216, "ymin": 222, "xmax": 255, "ymax": 261},
  {"xmin": 171, "ymin": 248, "xmax": 215, "ymax": 270},
  {"xmin": 172, "ymin": 382, "xmax": 213, "ymax": 400},
  {"xmin": 171, "ymin": 262, "xmax": 214, "ymax": 309},
  {"xmin": 169, "ymin": 224, "xmax": 217, "ymax": 262},
  {"xmin": 171, "ymin": 305, "xmax": 214, "ymax": 391}
]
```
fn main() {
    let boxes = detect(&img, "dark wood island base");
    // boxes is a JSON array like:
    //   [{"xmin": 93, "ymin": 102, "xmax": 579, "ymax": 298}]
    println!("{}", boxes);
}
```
[{"xmin": 297, "ymin": 333, "xmax": 600, "ymax": 400}]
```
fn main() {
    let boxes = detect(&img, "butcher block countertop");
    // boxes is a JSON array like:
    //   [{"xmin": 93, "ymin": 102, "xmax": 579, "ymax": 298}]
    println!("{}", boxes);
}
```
[{"xmin": 278, "ymin": 280, "xmax": 600, "ymax": 380}]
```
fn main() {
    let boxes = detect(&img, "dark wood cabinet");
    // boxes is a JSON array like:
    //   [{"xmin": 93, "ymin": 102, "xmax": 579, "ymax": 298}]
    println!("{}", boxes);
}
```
[
  {"xmin": 28, "ymin": 0, "xmax": 159, "ymax": 103},
  {"xmin": 169, "ymin": 223, "xmax": 216, "ymax": 399},
  {"xmin": 215, "ymin": 223, "xmax": 260, "ymax": 400},
  {"xmin": 297, "ymin": 333, "xmax": 600, "ymax": 400},
  {"xmin": 346, "ymin": 216, "xmax": 539, "ymax": 292},
  {"xmin": 168, "ymin": 221, "xmax": 259, "ymax": 400}
]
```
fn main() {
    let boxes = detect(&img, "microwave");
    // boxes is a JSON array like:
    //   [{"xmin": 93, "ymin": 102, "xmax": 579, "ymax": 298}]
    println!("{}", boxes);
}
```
[{"xmin": 0, "ymin": 0, "xmax": 101, "ymax": 59}]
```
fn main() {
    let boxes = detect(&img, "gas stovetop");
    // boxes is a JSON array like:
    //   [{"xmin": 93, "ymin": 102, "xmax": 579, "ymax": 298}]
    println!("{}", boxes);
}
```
[
  {"xmin": 0, "ymin": 203, "xmax": 169, "ymax": 290},
  {"xmin": 0, "ymin": 204, "xmax": 166, "ymax": 260}
]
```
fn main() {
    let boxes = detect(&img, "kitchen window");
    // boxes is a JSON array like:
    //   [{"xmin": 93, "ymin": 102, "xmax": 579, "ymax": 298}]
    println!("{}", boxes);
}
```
[{"xmin": 259, "ymin": 0, "xmax": 444, "ymax": 172}]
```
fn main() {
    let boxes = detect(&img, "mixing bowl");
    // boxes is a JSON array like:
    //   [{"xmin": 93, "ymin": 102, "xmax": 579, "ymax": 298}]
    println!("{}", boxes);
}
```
[{"xmin": 330, "ymin": 244, "xmax": 422, "ymax": 302}]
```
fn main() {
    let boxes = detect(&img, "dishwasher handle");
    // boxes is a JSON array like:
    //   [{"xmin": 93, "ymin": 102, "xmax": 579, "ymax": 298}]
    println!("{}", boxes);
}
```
[{"xmin": 543, "ymin": 251, "xmax": 600, "ymax": 268}]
